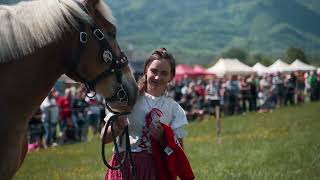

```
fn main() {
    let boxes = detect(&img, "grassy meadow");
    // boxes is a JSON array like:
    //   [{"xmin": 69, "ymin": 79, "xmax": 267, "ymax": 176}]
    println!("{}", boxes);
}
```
[{"xmin": 15, "ymin": 102, "xmax": 320, "ymax": 180}]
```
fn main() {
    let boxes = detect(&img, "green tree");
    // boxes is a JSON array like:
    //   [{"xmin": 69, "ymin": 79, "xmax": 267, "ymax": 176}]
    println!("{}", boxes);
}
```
[
  {"xmin": 308, "ymin": 55, "xmax": 320, "ymax": 66},
  {"xmin": 250, "ymin": 53, "xmax": 272, "ymax": 66},
  {"xmin": 221, "ymin": 47, "xmax": 248, "ymax": 62},
  {"xmin": 285, "ymin": 47, "xmax": 308, "ymax": 63},
  {"xmin": 260, "ymin": 57, "xmax": 273, "ymax": 66}
]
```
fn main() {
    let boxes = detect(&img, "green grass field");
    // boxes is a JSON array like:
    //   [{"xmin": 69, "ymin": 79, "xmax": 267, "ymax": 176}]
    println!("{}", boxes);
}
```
[{"xmin": 15, "ymin": 102, "xmax": 320, "ymax": 180}]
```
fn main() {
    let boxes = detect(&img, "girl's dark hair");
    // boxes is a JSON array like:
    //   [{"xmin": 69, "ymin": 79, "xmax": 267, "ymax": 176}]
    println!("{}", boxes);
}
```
[{"xmin": 137, "ymin": 47, "xmax": 176, "ymax": 94}]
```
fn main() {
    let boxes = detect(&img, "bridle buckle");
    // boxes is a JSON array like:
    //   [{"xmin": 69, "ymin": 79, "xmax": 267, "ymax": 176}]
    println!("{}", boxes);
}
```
[
  {"xmin": 80, "ymin": 32, "xmax": 87, "ymax": 43},
  {"xmin": 93, "ymin": 29, "xmax": 105, "ymax": 40}
]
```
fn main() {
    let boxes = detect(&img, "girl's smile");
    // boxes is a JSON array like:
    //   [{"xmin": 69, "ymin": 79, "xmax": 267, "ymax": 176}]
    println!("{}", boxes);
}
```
[{"xmin": 146, "ymin": 59, "xmax": 172, "ymax": 96}]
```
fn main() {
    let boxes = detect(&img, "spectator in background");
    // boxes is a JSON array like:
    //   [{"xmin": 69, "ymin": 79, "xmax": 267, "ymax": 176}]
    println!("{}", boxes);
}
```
[
  {"xmin": 272, "ymin": 72, "xmax": 285, "ymax": 107},
  {"xmin": 180, "ymin": 82, "xmax": 188, "ymax": 96},
  {"xmin": 172, "ymin": 81, "xmax": 183, "ymax": 102},
  {"xmin": 184, "ymin": 81, "xmax": 202, "ymax": 120},
  {"xmin": 40, "ymin": 89, "xmax": 60, "ymax": 147},
  {"xmin": 27, "ymin": 108, "xmax": 43, "ymax": 152},
  {"xmin": 194, "ymin": 79, "xmax": 206, "ymax": 97},
  {"xmin": 247, "ymin": 74, "xmax": 258, "ymax": 111},
  {"xmin": 226, "ymin": 75, "xmax": 241, "ymax": 115},
  {"xmin": 72, "ymin": 88, "xmax": 89, "ymax": 141},
  {"xmin": 258, "ymin": 75, "xmax": 273, "ymax": 112},
  {"xmin": 284, "ymin": 73, "xmax": 296, "ymax": 105},
  {"xmin": 296, "ymin": 72, "xmax": 306, "ymax": 104},
  {"xmin": 308, "ymin": 71, "xmax": 318, "ymax": 101},
  {"xmin": 220, "ymin": 77, "xmax": 229, "ymax": 116},
  {"xmin": 179, "ymin": 94, "xmax": 194, "ymax": 120},
  {"xmin": 193, "ymin": 79, "xmax": 206, "ymax": 120},
  {"xmin": 205, "ymin": 79, "xmax": 221, "ymax": 116},
  {"xmin": 86, "ymin": 94, "xmax": 101, "ymax": 136},
  {"xmin": 240, "ymin": 76, "xmax": 250, "ymax": 114},
  {"xmin": 205, "ymin": 78, "xmax": 222, "ymax": 143},
  {"xmin": 56, "ymin": 88, "xmax": 74, "ymax": 143},
  {"xmin": 167, "ymin": 83, "xmax": 176, "ymax": 100}
]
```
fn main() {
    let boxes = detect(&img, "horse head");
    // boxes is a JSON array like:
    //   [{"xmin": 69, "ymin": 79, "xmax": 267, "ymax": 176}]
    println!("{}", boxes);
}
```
[{"xmin": 65, "ymin": 0, "xmax": 138, "ymax": 113}]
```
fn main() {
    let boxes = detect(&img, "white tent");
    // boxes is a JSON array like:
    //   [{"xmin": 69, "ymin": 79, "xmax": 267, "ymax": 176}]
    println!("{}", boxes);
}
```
[
  {"xmin": 268, "ymin": 59, "xmax": 296, "ymax": 72},
  {"xmin": 290, "ymin": 59, "xmax": 317, "ymax": 71},
  {"xmin": 207, "ymin": 58, "xmax": 254, "ymax": 77},
  {"xmin": 252, "ymin": 62, "xmax": 274, "ymax": 75}
]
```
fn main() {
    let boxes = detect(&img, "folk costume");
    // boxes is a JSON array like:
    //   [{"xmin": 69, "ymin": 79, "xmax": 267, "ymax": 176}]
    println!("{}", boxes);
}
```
[{"xmin": 104, "ymin": 92, "xmax": 191, "ymax": 180}]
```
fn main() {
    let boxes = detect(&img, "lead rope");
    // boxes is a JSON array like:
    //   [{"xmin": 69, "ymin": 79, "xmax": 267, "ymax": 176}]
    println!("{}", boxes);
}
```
[{"xmin": 101, "ymin": 108, "xmax": 136, "ymax": 180}]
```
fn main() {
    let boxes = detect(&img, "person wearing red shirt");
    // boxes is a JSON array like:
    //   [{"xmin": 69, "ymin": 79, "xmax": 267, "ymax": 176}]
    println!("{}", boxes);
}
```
[{"xmin": 56, "ymin": 88, "xmax": 73, "ymax": 142}]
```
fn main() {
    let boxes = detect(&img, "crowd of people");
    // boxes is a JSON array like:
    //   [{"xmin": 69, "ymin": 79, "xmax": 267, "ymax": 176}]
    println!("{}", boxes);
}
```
[
  {"xmin": 27, "ymin": 68, "xmax": 320, "ymax": 152},
  {"xmin": 27, "ymin": 86, "xmax": 106, "ymax": 151},
  {"xmin": 168, "ymin": 70, "xmax": 320, "ymax": 121}
]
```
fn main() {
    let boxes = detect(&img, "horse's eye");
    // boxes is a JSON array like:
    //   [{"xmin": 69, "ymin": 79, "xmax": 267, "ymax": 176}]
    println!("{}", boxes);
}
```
[{"xmin": 108, "ymin": 32, "xmax": 116, "ymax": 39}]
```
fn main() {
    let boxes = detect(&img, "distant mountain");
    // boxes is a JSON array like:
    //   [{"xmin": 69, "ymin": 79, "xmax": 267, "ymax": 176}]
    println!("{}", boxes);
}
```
[
  {"xmin": 1, "ymin": 0, "xmax": 319, "ymax": 64},
  {"xmin": 107, "ymin": 0, "xmax": 320, "ymax": 64}
]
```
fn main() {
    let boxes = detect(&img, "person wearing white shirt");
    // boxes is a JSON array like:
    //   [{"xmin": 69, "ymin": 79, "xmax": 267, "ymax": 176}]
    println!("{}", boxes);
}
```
[{"xmin": 102, "ymin": 48, "xmax": 189, "ymax": 180}]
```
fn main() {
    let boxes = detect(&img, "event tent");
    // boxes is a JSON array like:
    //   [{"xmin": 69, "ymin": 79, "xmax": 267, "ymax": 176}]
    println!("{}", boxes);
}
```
[
  {"xmin": 290, "ymin": 59, "xmax": 317, "ymax": 71},
  {"xmin": 268, "ymin": 59, "xmax": 296, "ymax": 72},
  {"xmin": 252, "ymin": 62, "xmax": 274, "ymax": 75},
  {"xmin": 175, "ymin": 64, "xmax": 196, "ymax": 80},
  {"xmin": 207, "ymin": 58, "xmax": 254, "ymax": 77},
  {"xmin": 176, "ymin": 64, "xmax": 196, "ymax": 76},
  {"xmin": 193, "ymin": 64, "xmax": 215, "ymax": 76}
]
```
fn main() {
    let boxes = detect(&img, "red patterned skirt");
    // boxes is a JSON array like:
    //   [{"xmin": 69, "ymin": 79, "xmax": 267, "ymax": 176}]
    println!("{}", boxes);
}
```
[{"xmin": 105, "ymin": 151, "xmax": 157, "ymax": 180}]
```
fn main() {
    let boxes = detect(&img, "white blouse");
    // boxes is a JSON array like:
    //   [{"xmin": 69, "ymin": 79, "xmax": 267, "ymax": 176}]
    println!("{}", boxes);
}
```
[{"xmin": 107, "ymin": 92, "xmax": 188, "ymax": 153}]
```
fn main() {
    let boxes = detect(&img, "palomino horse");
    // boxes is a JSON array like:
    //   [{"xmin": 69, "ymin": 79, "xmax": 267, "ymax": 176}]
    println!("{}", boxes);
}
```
[{"xmin": 0, "ymin": 0, "xmax": 138, "ymax": 179}]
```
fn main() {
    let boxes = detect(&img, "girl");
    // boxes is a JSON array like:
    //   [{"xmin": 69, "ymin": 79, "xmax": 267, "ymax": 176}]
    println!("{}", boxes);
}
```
[{"xmin": 102, "ymin": 48, "xmax": 190, "ymax": 180}]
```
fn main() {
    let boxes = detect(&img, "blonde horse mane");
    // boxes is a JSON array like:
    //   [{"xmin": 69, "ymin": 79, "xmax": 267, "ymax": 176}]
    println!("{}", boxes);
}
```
[{"xmin": 0, "ymin": 0, "xmax": 116, "ymax": 63}]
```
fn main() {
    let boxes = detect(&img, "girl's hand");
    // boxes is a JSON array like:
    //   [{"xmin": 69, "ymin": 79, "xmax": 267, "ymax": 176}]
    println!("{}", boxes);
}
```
[
  {"xmin": 102, "ymin": 115, "xmax": 128, "ymax": 144},
  {"xmin": 150, "ymin": 121, "xmax": 164, "ymax": 144},
  {"xmin": 114, "ymin": 115, "xmax": 128, "ymax": 133}
]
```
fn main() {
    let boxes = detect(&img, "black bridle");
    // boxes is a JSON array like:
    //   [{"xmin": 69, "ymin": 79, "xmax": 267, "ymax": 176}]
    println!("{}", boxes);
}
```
[
  {"xmin": 65, "ymin": 2, "xmax": 136, "ymax": 179},
  {"xmin": 67, "ymin": 20, "xmax": 129, "ymax": 105}
]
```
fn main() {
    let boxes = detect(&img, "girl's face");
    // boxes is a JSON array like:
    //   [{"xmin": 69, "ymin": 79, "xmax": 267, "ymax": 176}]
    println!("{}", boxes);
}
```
[{"xmin": 146, "ymin": 59, "xmax": 172, "ymax": 96}]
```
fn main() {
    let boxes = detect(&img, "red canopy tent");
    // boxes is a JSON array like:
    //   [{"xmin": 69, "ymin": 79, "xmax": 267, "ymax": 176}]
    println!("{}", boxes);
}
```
[
  {"xmin": 193, "ymin": 64, "xmax": 215, "ymax": 76},
  {"xmin": 175, "ymin": 64, "xmax": 196, "ymax": 81}
]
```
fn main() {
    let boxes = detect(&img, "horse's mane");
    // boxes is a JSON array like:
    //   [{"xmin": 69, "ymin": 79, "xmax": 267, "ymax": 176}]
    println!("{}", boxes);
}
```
[{"xmin": 0, "ymin": 0, "xmax": 116, "ymax": 63}]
